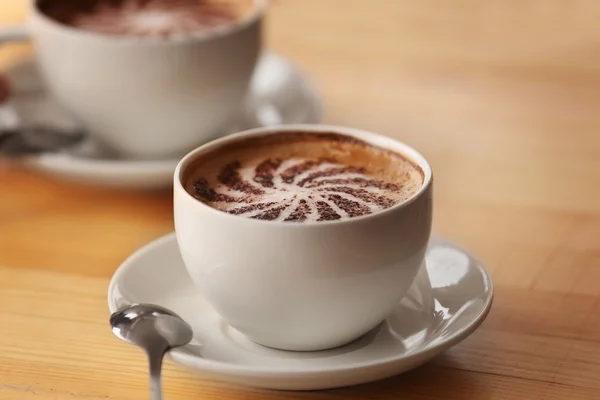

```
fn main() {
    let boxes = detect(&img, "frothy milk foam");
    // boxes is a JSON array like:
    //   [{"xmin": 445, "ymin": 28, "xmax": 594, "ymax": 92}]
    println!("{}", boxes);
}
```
[
  {"xmin": 41, "ymin": 0, "xmax": 255, "ymax": 37},
  {"xmin": 184, "ymin": 132, "xmax": 424, "ymax": 223}
]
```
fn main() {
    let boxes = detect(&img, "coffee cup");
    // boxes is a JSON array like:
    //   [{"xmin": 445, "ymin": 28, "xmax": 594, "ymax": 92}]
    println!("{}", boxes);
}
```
[
  {"xmin": 173, "ymin": 124, "xmax": 433, "ymax": 351},
  {"xmin": 0, "ymin": 0, "xmax": 266, "ymax": 159}
]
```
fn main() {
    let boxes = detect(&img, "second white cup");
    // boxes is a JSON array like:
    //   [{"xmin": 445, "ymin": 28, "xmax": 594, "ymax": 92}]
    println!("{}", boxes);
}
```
[{"xmin": 0, "ymin": 0, "xmax": 266, "ymax": 159}]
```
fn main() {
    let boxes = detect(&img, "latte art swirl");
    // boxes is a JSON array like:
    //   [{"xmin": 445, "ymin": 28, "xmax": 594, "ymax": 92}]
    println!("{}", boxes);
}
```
[
  {"xmin": 193, "ymin": 158, "xmax": 417, "ymax": 222},
  {"xmin": 185, "ymin": 131, "xmax": 424, "ymax": 223}
]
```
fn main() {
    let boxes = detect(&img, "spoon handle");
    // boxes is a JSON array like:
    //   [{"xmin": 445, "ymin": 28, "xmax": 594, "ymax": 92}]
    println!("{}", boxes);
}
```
[{"xmin": 148, "ymin": 350, "xmax": 165, "ymax": 400}]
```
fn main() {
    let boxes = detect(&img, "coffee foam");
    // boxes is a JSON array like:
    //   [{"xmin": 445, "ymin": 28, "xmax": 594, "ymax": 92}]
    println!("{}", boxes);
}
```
[
  {"xmin": 42, "ymin": 0, "xmax": 254, "ymax": 37},
  {"xmin": 184, "ymin": 132, "xmax": 424, "ymax": 223}
]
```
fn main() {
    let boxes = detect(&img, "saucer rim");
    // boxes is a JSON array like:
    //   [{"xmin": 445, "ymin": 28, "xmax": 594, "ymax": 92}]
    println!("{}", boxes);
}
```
[{"xmin": 108, "ymin": 232, "xmax": 494, "ymax": 376}]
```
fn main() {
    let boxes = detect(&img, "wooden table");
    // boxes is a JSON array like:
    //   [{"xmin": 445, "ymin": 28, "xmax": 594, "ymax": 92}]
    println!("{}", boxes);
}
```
[{"xmin": 2, "ymin": 1, "xmax": 600, "ymax": 399}]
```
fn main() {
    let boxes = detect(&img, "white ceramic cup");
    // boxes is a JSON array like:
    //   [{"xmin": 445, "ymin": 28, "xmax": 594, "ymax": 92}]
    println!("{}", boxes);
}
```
[
  {"xmin": 0, "ymin": 0, "xmax": 265, "ymax": 159},
  {"xmin": 174, "ymin": 124, "xmax": 433, "ymax": 351}
]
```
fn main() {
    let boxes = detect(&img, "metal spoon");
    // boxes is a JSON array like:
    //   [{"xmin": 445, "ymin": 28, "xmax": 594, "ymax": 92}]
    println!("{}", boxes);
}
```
[
  {"xmin": 0, "ymin": 125, "xmax": 86, "ymax": 156},
  {"xmin": 110, "ymin": 303, "xmax": 194, "ymax": 400}
]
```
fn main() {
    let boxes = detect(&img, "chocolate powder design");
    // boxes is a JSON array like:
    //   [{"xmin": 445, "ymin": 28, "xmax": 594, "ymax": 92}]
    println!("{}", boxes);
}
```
[
  {"xmin": 193, "ymin": 157, "xmax": 405, "ymax": 222},
  {"xmin": 280, "ymin": 160, "xmax": 328, "ymax": 184}
]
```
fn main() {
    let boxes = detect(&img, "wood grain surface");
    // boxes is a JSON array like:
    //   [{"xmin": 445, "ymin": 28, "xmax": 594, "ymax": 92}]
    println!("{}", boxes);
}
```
[{"xmin": 2, "ymin": 1, "xmax": 600, "ymax": 399}]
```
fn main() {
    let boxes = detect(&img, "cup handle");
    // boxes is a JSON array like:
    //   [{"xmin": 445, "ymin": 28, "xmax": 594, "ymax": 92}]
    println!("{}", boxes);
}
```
[{"xmin": 0, "ymin": 25, "xmax": 29, "ymax": 45}]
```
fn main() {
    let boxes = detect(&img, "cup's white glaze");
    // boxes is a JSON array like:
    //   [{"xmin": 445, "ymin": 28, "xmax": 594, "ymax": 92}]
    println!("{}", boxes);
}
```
[
  {"xmin": 27, "ymin": 0, "xmax": 265, "ymax": 159},
  {"xmin": 173, "ymin": 124, "xmax": 433, "ymax": 351}
]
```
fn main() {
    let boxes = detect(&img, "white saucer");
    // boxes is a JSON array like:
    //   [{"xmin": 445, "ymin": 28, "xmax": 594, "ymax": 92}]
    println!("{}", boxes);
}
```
[
  {"xmin": 1, "ymin": 52, "xmax": 322, "ymax": 190},
  {"xmin": 108, "ymin": 233, "xmax": 493, "ymax": 390}
]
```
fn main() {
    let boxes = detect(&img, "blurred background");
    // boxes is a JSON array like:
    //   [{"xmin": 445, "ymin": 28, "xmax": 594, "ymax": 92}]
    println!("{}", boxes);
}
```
[
  {"xmin": 2, "ymin": 1, "xmax": 598, "ymax": 290},
  {"xmin": 1, "ymin": 1, "xmax": 600, "ymax": 399}
]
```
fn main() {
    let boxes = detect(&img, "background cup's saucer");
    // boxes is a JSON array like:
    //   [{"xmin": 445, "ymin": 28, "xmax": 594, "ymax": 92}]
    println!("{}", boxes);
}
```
[
  {"xmin": 108, "ymin": 233, "xmax": 493, "ymax": 390},
  {"xmin": 1, "ymin": 51, "xmax": 323, "ymax": 190}
]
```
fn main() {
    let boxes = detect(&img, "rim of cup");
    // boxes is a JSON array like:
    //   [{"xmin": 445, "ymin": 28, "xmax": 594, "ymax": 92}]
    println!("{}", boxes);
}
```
[
  {"xmin": 28, "ymin": 0, "xmax": 268, "ymax": 46},
  {"xmin": 174, "ymin": 124, "xmax": 433, "ymax": 228}
]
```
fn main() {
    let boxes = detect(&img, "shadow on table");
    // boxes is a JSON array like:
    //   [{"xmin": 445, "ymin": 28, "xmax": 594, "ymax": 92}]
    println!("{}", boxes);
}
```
[{"xmin": 322, "ymin": 359, "xmax": 488, "ymax": 399}]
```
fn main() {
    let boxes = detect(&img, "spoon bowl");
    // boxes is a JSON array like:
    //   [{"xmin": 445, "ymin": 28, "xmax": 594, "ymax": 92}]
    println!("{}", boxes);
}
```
[{"xmin": 110, "ymin": 303, "xmax": 193, "ymax": 348}]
